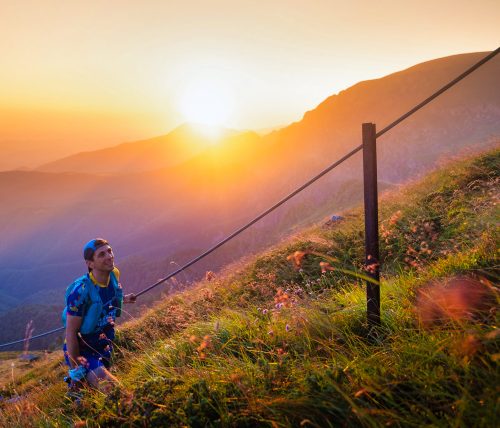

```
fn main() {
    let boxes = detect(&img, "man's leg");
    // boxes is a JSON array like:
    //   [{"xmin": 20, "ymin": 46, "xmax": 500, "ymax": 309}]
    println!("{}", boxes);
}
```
[{"xmin": 86, "ymin": 365, "xmax": 119, "ymax": 392}]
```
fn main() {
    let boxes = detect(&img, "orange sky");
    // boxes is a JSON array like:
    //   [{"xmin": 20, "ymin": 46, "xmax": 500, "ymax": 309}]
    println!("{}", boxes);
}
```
[{"xmin": 0, "ymin": 0, "xmax": 498, "ymax": 169}]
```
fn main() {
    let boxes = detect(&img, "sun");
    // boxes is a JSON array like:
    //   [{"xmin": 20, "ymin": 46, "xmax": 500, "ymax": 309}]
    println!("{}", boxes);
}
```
[{"xmin": 180, "ymin": 80, "xmax": 233, "ymax": 128}]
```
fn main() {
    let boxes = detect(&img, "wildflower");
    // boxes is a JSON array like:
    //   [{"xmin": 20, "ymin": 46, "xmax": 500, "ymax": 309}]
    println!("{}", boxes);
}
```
[
  {"xmin": 262, "ymin": 309, "xmax": 268, "ymax": 315},
  {"xmin": 365, "ymin": 261, "xmax": 379, "ymax": 274},
  {"xmin": 274, "ymin": 288, "xmax": 292, "ymax": 308},
  {"xmin": 389, "ymin": 210, "xmax": 402, "ymax": 225},
  {"xmin": 230, "ymin": 373, "xmax": 242, "ymax": 383},
  {"xmin": 320, "ymin": 261, "xmax": 335, "ymax": 273},
  {"xmin": 285, "ymin": 324, "xmax": 291, "ymax": 332},
  {"xmin": 287, "ymin": 250, "xmax": 307, "ymax": 268},
  {"xmin": 416, "ymin": 276, "xmax": 493, "ymax": 327},
  {"xmin": 189, "ymin": 335, "xmax": 198, "ymax": 343},
  {"xmin": 268, "ymin": 330, "xmax": 274, "ymax": 336},
  {"xmin": 458, "ymin": 335, "xmax": 481, "ymax": 357},
  {"xmin": 406, "ymin": 246, "xmax": 418, "ymax": 255},
  {"xmin": 423, "ymin": 222, "xmax": 434, "ymax": 233},
  {"xmin": 354, "ymin": 388, "xmax": 367, "ymax": 398},
  {"xmin": 485, "ymin": 329, "xmax": 500, "ymax": 340},
  {"xmin": 196, "ymin": 336, "xmax": 212, "ymax": 355}
]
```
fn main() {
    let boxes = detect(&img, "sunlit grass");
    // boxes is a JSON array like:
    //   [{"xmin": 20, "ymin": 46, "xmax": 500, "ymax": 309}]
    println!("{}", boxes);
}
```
[{"xmin": 0, "ymin": 148, "xmax": 498, "ymax": 427}]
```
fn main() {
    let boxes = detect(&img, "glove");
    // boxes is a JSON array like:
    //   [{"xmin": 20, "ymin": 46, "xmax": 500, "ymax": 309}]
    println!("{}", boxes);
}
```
[{"xmin": 68, "ymin": 365, "xmax": 88, "ymax": 382}]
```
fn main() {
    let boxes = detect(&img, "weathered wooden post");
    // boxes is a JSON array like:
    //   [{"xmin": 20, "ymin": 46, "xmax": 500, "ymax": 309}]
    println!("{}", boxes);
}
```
[{"xmin": 362, "ymin": 123, "xmax": 381, "ymax": 327}]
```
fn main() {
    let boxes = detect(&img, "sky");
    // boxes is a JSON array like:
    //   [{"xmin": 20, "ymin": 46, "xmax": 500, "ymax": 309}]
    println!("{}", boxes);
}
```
[{"xmin": 0, "ymin": 0, "xmax": 499, "ymax": 169}]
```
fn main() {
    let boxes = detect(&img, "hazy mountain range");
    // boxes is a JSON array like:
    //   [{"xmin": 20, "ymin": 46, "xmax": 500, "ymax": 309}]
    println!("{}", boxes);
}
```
[{"xmin": 0, "ymin": 51, "xmax": 498, "ymax": 348}]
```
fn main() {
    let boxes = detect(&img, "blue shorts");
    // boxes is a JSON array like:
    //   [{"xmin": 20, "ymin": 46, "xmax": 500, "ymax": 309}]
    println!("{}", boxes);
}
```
[{"xmin": 63, "ymin": 342, "xmax": 112, "ymax": 372}]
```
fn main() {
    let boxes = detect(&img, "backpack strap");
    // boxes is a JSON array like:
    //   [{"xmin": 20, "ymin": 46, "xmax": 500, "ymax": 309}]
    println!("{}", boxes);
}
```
[
  {"xmin": 80, "ymin": 287, "xmax": 103, "ymax": 334},
  {"xmin": 109, "ymin": 269, "xmax": 123, "ymax": 317}
]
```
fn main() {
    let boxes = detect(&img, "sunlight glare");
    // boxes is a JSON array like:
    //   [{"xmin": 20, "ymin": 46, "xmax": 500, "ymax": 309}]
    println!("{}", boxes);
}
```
[{"xmin": 180, "ymin": 80, "xmax": 233, "ymax": 128}]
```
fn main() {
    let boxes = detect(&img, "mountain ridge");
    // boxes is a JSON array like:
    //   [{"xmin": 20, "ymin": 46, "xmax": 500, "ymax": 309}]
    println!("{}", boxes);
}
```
[{"xmin": 35, "ymin": 123, "xmax": 254, "ymax": 174}]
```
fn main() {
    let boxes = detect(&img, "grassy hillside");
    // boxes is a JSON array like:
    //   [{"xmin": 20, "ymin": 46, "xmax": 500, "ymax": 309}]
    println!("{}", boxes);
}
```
[{"xmin": 0, "ymin": 148, "xmax": 498, "ymax": 427}]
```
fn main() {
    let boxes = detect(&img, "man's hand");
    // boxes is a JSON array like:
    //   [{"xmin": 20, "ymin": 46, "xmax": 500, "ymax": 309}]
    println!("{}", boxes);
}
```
[{"xmin": 123, "ymin": 293, "xmax": 137, "ymax": 304}]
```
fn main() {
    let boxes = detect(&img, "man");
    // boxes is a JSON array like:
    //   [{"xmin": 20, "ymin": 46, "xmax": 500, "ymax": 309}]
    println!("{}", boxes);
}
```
[{"xmin": 63, "ymin": 238, "xmax": 136, "ymax": 391}]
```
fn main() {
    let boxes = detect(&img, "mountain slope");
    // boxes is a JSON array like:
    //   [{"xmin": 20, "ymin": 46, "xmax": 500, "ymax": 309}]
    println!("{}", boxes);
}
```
[
  {"xmin": 0, "ymin": 147, "xmax": 498, "ymax": 427},
  {"xmin": 261, "ymin": 51, "xmax": 499, "ymax": 184},
  {"xmin": 0, "ymin": 51, "xmax": 498, "ymax": 323}
]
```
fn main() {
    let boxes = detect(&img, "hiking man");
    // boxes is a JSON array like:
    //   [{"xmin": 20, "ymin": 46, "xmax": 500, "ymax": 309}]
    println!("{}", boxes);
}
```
[{"xmin": 63, "ymin": 238, "xmax": 136, "ymax": 391}]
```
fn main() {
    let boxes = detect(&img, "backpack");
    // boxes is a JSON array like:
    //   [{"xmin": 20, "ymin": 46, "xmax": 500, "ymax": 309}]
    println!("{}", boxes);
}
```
[{"xmin": 61, "ymin": 270, "xmax": 123, "ymax": 335}]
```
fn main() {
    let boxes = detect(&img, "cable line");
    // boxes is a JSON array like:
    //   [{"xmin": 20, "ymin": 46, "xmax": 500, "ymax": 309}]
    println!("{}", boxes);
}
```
[
  {"xmin": 135, "ymin": 143, "xmax": 363, "ymax": 297},
  {"xmin": 0, "ymin": 326, "xmax": 65, "ymax": 349},
  {"xmin": 0, "ymin": 47, "xmax": 498, "ymax": 350}
]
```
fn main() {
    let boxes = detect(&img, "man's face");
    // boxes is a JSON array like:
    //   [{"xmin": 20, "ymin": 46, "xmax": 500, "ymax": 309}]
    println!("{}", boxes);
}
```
[{"xmin": 87, "ymin": 244, "xmax": 114, "ymax": 273}]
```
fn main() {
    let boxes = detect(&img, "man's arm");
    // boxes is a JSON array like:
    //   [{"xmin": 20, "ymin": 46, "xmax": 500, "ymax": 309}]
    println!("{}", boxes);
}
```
[{"xmin": 65, "ymin": 314, "xmax": 82, "ymax": 368}]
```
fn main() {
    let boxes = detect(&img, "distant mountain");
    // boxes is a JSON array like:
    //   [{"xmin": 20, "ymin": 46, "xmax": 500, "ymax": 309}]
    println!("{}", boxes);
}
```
[
  {"xmin": 0, "ymin": 52, "xmax": 498, "ymax": 344},
  {"xmin": 36, "ymin": 123, "xmax": 254, "ymax": 174}
]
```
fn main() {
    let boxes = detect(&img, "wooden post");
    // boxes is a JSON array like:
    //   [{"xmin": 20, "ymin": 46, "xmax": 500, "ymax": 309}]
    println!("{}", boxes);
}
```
[{"xmin": 362, "ymin": 123, "xmax": 381, "ymax": 327}]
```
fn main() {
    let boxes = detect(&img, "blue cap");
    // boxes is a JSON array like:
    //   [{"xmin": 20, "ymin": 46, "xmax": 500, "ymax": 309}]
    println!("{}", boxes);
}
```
[{"xmin": 83, "ymin": 238, "xmax": 109, "ymax": 261}]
